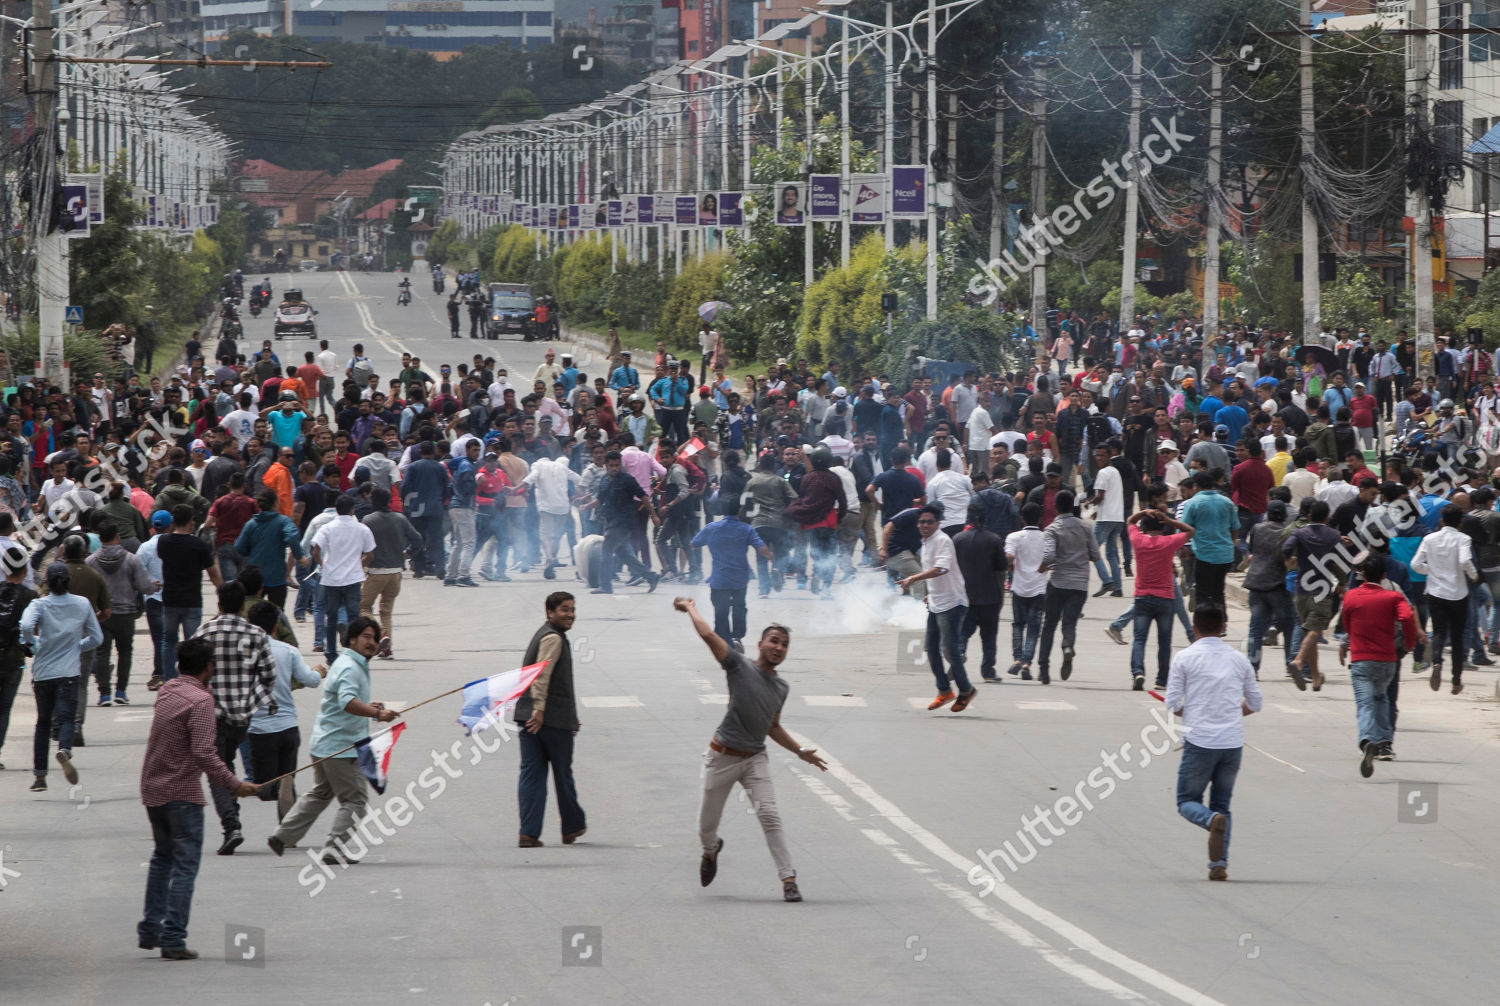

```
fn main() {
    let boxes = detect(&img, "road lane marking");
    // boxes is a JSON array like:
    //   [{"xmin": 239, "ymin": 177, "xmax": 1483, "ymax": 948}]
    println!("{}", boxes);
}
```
[
  {"xmin": 803, "ymin": 695, "xmax": 867, "ymax": 707},
  {"xmin": 788, "ymin": 731, "xmax": 1231, "ymax": 1006},
  {"xmin": 1014, "ymin": 700, "xmax": 1077, "ymax": 711},
  {"xmin": 580, "ymin": 696, "xmax": 644, "ymax": 708},
  {"xmin": 698, "ymin": 694, "xmax": 728, "ymax": 705}
]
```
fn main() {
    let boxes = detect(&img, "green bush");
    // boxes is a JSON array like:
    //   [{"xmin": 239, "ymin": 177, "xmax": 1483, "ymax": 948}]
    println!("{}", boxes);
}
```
[
  {"xmin": 657, "ymin": 253, "xmax": 728, "ymax": 352},
  {"xmin": 557, "ymin": 235, "xmax": 613, "ymax": 322}
]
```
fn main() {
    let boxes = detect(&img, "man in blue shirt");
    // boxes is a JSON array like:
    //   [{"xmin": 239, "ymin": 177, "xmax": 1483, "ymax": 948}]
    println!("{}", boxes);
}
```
[
  {"xmin": 267, "ymin": 616, "xmax": 399, "ymax": 865},
  {"xmin": 608, "ymin": 352, "xmax": 640, "ymax": 395},
  {"xmin": 650, "ymin": 359, "xmax": 695, "ymax": 445},
  {"xmin": 559, "ymin": 355, "xmax": 580, "ymax": 395},
  {"xmin": 22, "ymin": 561, "xmax": 104, "ymax": 792},
  {"xmin": 261, "ymin": 395, "xmax": 307, "ymax": 450},
  {"xmin": 1180, "ymin": 471, "xmax": 1238, "ymax": 609},
  {"xmin": 691, "ymin": 509, "xmax": 774, "ymax": 651}
]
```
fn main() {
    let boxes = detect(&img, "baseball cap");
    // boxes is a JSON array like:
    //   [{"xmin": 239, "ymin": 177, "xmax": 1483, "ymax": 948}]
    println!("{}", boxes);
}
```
[
  {"xmin": 832, "ymin": 386, "xmax": 848, "ymax": 398},
  {"xmin": 1213, "ymin": 424, "xmax": 1230, "ymax": 440},
  {"xmin": 1158, "ymin": 440, "xmax": 1178, "ymax": 453},
  {"xmin": 151, "ymin": 509, "xmax": 174, "ymax": 530},
  {"xmin": 699, "ymin": 385, "xmax": 711, "ymax": 395}
]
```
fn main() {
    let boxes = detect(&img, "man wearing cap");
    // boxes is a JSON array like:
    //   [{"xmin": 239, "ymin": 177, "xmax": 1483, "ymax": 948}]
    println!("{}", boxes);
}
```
[
  {"xmin": 1186, "ymin": 424, "xmax": 1233, "ymax": 475},
  {"xmin": 22, "ymin": 562, "xmax": 104, "ymax": 792},
  {"xmin": 609, "ymin": 352, "xmax": 640, "ymax": 395}
]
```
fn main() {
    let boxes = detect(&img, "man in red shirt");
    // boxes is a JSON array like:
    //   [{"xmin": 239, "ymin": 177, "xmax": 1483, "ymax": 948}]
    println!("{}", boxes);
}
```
[
  {"xmin": 1229, "ymin": 440, "xmax": 1272, "ymax": 566},
  {"xmin": 202, "ymin": 472, "xmax": 257, "ymax": 582},
  {"xmin": 1125, "ymin": 504, "xmax": 1194, "ymax": 690},
  {"xmin": 330, "ymin": 431, "xmax": 358, "ymax": 489},
  {"xmin": 138, "ymin": 637, "xmax": 259, "ymax": 960},
  {"xmin": 1339, "ymin": 553, "xmax": 1425, "ymax": 775}
]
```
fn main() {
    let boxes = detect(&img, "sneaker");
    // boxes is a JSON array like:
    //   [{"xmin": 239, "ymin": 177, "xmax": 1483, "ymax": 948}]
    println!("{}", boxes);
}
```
[
  {"xmin": 1265, "ymin": 630, "xmax": 1280, "ymax": 648},
  {"xmin": 1019, "ymin": 668, "xmax": 1033, "ymax": 681},
  {"xmin": 456, "ymin": 577, "xmax": 478, "ymax": 587},
  {"xmin": 217, "ymin": 830, "xmax": 244, "ymax": 856},
  {"xmin": 562, "ymin": 828, "xmax": 586, "ymax": 845},
  {"xmin": 518, "ymin": 835, "xmax": 544, "ymax": 848},
  {"xmin": 1208, "ymin": 813, "xmax": 1227, "ymax": 863},
  {"xmin": 1208, "ymin": 866, "xmax": 1228, "ymax": 881},
  {"xmin": 160, "ymin": 947, "xmax": 199, "ymax": 961},
  {"xmin": 114, "ymin": 691, "xmax": 129, "ymax": 705},
  {"xmin": 1376, "ymin": 743, "xmax": 1396, "ymax": 761},
  {"xmin": 1060, "ymin": 646, "xmax": 1075, "ymax": 681},
  {"xmin": 543, "ymin": 563, "xmax": 557, "ymax": 580},
  {"xmin": 97, "ymin": 694, "xmax": 112, "ymax": 707},
  {"xmin": 782, "ymin": 877, "xmax": 802, "ymax": 902},
  {"xmin": 1093, "ymin": 583, "xmax": 1117, "ymax": 598},
  {"xmin": 1452, "ymin": 680, "xmax": 1464, "ymax": 695},
  {"xmin": 926, "ymin": 690, "xmax": 955, "ymax": 711},
  {"xmin": 1431, "ymin": 661, "xmax": 1443, "ymax": 691},
  {"xmin": 55, "ymin": 750, "xmax": 78, "ymax": 785},
  {"xmin": 1123, "ymin": 563, "xmax": 1133, "ymax": 577},
  {"xmin": 321, "ymin": 850, "xmax": 360, "ymax": 866},
  {"xmin": 146, "ymin": 676, "xmax": 162, "ymax": 692},
  {"xmin": 1110, "ymin": 588, "xmax": 1123, "ymax": 597},
  {"xmin": 1007, "ymin": 661, "xmax": 1024, "ymax": 675},
  {"xmin": 73, "ymin": 731, "xmax": 84, "ymax": 748},
  {"xmin": 443, "ymin": 578, "xmax": 458, "ymax": 586},
  {"xmin": 950, "ymin": 688, "xmax": 977, "ymax": 713},
  {"xmin": 267, "ymin": 835, "xmax": 285, "ymax": 857},
  {"xmin": 1360, "ymin": 741, "xmax": 1378, "ymax": 778},
  {"xmin": 982, "ymin": 675, "xmax": 1003, "ymax": 684},
  {"xmin": 378, "ymin": 635, "xmax": 392, "ymax": 658},
  {"xmin": 645, "ymin": 572, "xmax": 662, "ymax": 593},
  {"xmin": 29, "ymin": 777, "xmax": 46, "ymax": 792},
  {"xmin": 1105, "ymin": 626, "xmax": 1126, "ymax": 646},
  {"xmin": 1132, "ymin": 675, "xmax": 1144, "ymax": 691},
  {"xmin": 700, "ymin": 838, "xmax": 723, "ymax": 887}
]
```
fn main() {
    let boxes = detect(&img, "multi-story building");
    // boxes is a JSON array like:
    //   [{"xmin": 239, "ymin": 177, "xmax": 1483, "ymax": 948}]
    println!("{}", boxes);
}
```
[{"xmin": 202, "ymin": 0, "xmax": 555, "ymax": 54}]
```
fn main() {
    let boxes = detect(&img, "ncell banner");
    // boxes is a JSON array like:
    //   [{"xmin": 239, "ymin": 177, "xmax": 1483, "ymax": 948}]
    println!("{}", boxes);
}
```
[
  {"xmin": 809, "ymin": 175, "xmax": 841, "ymax": 220},
  {"xmin": 891, "ymin": 166, "xmax": 927, "ymax": 218}
]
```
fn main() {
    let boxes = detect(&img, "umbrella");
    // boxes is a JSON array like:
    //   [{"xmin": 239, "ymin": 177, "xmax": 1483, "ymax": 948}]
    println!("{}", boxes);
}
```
[
  {"xmin": 1293, "ymin": 344, "xmax": 1339, "ymax": 373},
  {"xmin": 698, "ymin": 301, "xmax": 731, "ymax": 321}
]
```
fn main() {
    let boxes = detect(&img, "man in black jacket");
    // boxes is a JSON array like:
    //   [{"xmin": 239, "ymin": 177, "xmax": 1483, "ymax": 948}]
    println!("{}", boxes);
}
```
[
  {"xmin": 849, "ymin": 431, "xmax": 884, "ymax": 564},
  {"xmin": 954, "ymin": 502, "xmax": 1007, "ymax": 682},
  {"xmin": 514, "ymin": 592, "xmax": 585, "ymax": 847}
]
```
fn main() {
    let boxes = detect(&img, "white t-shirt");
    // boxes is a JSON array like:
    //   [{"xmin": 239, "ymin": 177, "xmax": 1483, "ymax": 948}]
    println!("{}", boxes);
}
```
[
  {"xmin": 221, "ymin": 409, "xmax": 259, "ymax": 446},
  {"xmin": 488, "ymin": 380, "xmax": 516, "ymax": 409},
  {"xmin": 926, "ymin": 469, "xmax": 973, "ymax": 527},
  {"xmin": 316, "ymin": 349, "xmax": 338, "ymax": 378},
  {"xmin": 967, "ymin": 405, "xmax": 996, "ymax": 451},
  {"xmin": 521, "ymin": 457, "xmax": 581, "ymax": 515},
  {"xmin": 831, "ymin": 465, "xmax": 860, "ymax": 515},
  {"xmin": 920, "ymin": 531, "xmax": 967, "ymax": 614},
  {"xmin": 1093, "ymin": 463, "xmax": 1125, "ymax": 523},
  {"xmin": 992, "ymin": 430, "xmax": 1028, "ymax": 454}
]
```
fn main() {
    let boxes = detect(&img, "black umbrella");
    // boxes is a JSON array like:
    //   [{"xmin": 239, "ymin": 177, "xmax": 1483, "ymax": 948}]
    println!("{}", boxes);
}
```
[{"xmin": 1294, "ymin": 344, "xmax": 1339, "ymax": 373}]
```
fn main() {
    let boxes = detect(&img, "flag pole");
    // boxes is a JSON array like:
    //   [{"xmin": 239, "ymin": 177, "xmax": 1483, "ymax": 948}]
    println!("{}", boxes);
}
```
[{"xmin": 252, "ymin": 682, "xmax": 472, "ymax": 789}]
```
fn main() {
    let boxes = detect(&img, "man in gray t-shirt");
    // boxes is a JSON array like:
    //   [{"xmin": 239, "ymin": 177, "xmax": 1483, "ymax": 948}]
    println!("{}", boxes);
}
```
[{"xmin": 674, "ymin": 597, "xmax": 827, "ymax": 903}]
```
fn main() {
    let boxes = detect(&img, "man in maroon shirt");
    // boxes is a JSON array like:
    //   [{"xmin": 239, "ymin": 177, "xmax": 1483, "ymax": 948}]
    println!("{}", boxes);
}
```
[
  {"xmin": 138, "ymin": 637, "xmax": 259, "ymax": 960},
  {"xmin": 202, "ymin": 472, "xmax": 257, "ymax": 581},
  {"xmin": 1229, "ymin": 440, "xmax": 1272, "ymax": 566},
  {"xmin": 1338, "ymin": 554, "xmax": 1426, "ymax": 775}
]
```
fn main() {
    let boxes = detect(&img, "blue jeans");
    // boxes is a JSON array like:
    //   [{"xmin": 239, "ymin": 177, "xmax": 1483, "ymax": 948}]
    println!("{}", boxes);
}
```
[
  {"xmin": 1245, "ymin": 588, "xmax": 1295, "ymax": 671},
  {"xmin": 1093, "ymin": 521, "xmax": 1124, "ymax": 588},
  {"xmin": 1349, "ymin": 660, "xmax": 1396, "ymax": 748},
  {"xmin": 961, "ymin": 602, "xmax": 1001, "ymax": 678},
  {"xmin": 144, "ymin": 599, "xmax": 164, "ymax": 680},
  {"xmin": 926, "ymin": 605, "xmax": 971, "ymax": 694},
  {"xmin": 1109, "ymin": 586, "xmax": 1193, "ymax": 640},
  {"xmin": 517, "ymin": 724, "xmax": 586, "ymax": 839},
  {"xmin": 32, "ymin": 676, "xmax": 76, "ymax": 774},
  {"xmin": 1466, "ymin": 581, "xmax": 1490, "ymax": 660},
  {"xmin": 1131, "ymin": 595, "xmax": 1175, "ymax": 683},
  {"xmin": 1011, "ymin": 593, "xmax": 1044, "ymax": 663},
  {"xmin": 753, "ymin": 526, "xmax": 785, "ymax": 595},
  {"xmin": 1176, "ymin": 742, "xmax": 1241, "ymax": 868},
  {"xmin": 159, "ymin": 607, "xmax": 202, "ymax": 682},
  {"xmin": 139, "ymin": 801, "xmax": 205, "ymax": 950},
  {"xmin": 320, "ymin": 582, "xmax": 363, "ymax": 662},
  {"xmin": 1235, "ymin": 508, "xmax": 1261, "ymax": 561},
  {"xmin": 215, "ymin": 543, "xmax": 241, "ymax": 584}
]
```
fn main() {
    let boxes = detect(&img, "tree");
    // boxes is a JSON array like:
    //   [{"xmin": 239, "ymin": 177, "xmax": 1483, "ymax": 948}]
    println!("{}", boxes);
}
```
[{"xmin": 658, "ymin": 253, "xmax": 728, "ymax": 349}]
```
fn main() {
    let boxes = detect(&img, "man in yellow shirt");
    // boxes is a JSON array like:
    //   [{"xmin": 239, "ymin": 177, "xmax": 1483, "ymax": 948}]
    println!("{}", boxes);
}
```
[{"xmin": 1266, "ymin": 436, "xmax": 1293, "ymax": 486}]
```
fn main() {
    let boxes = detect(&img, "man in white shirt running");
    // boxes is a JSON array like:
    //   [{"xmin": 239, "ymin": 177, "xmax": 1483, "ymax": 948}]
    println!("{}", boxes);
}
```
[
  {"xmin": 896, "ymin": 504, "xmax": 976, "ymax": 714},
  {"xmin": 1164, "ymin": 603, "xmax": 1262, "ymax": 882}
]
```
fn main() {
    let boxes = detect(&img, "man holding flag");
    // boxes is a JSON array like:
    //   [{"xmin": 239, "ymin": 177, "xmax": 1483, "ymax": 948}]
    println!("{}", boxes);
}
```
[
  {"xmin": 513, "ymin": 591, "xmax": 585, "ymax": 848},
  {"xmin": 267, "ymin": 616, "xmax": 400, "ymax": 865}
]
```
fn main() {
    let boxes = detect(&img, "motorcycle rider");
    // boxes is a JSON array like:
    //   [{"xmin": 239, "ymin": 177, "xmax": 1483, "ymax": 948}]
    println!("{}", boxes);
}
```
[{"xmin": 397, "ymin": 277, "xmax": 412, "ymax": 306}]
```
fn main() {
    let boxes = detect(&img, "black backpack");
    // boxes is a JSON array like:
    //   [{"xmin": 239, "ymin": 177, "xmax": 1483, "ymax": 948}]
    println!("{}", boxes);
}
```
[{"xmin": 1086, "ymin": 414, "xmax": 1113, "ymax": 447}]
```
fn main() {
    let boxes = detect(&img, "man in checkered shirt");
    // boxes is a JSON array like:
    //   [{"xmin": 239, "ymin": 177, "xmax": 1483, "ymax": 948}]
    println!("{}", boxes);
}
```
[{"xmin": 190, "ymin": 580, "xmax": 276, "ymax": 856}]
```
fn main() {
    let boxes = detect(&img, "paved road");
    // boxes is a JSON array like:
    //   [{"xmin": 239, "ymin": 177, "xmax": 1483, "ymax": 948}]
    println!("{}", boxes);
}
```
[{"xmin": 4, "ymin": 270, "xmax": 1499, "ymax": 1005}]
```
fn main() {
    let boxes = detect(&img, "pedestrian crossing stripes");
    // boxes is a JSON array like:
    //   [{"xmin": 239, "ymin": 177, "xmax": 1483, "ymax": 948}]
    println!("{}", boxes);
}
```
[
  {"xmin": 802, "ymin": 695, "xmax": 867, "ymax": 707},
  {"xmin": 580, "ymin": 696, "xmax": 645, "ymax": 708}
]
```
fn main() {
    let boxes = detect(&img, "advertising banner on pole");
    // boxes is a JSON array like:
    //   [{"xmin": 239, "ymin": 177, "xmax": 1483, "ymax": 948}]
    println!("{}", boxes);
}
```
[
  {"xmin": 608, "ymin": 200, "xmax": 622, "ymax": 227},
  {"xmin": 674, "ymin": 195, "xmax": 697, "ymax": 226},
  {"xmin": 809, "ymin": 175, "xmax": 841, "ymax": 220},
  {"xmin": 60, "ymin": 184, "xmax": 89, "ymax": 238},
  {"xmin": 696, "ymin": 193, "xmax": 718, "ymax": 227},
  {"xmin": 622, "ymin": 196, "xmax": 638, "ymax": 225},
  {"xmin": 891, "ymin": 166, "xmax": 927, "ymax": 218},
  {"xmin": 653, "ymin": 194, "xmax": 675, "ymax": 225},
  {"xmin": 718, "ymin": 192, "xmax": 743, "ymax": 227},
  {"xmin": 850, "ymin": 173, "xmax": 886, "ymax": 223},
  {"xmin": 773, "ymin": 182, "xmax": 805, "ymax": 225}
]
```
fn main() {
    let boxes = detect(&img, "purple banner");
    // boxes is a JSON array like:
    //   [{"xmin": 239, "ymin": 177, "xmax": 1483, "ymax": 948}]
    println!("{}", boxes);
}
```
[
  {"xmin": 809, "ymin": 175, "xmax": 841, "ymax": 219},
  {"xmin": 637, "ymin": 195, "xmax": 654, "ymax": 224},
  {"xmin": 607, "ymin": 200, "xmax": 622, "ymax": 227},
  {"xmin": 891, "ymin": 166, "xmax": 927, "ymax": 218},
  {"xmin": 547, "ymin": 206, "xmax": 559, "ymax": 229},
  {"xmin": 567, "ymin": 204, "xmax": 580, "ymax": 228},
  {"xmin": 718, "ymin": 192, "xmax": 743, "ymax": 227},
  {"xmin": 675, "ymin": 195, "xmax": 698, "ymax": 226}
]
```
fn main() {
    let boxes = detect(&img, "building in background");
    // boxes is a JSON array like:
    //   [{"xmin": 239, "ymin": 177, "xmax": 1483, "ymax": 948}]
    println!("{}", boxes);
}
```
[{"xmin": 202, "ymin": 0, "xmax": 555, "ymax": 54}]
